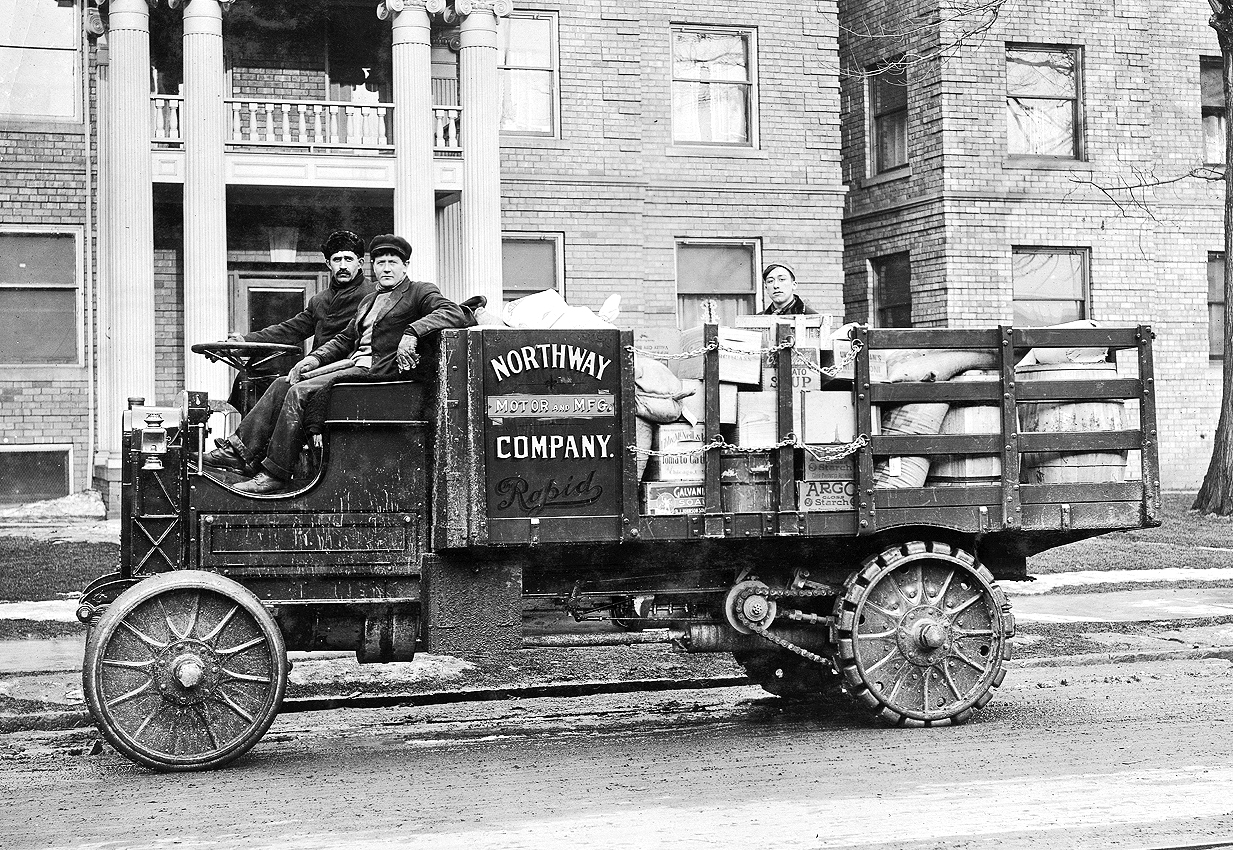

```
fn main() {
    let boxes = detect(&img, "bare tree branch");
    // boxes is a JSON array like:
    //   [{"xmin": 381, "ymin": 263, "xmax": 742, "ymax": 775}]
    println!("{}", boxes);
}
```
[{"xmin": 839, "ymin": 0, "xmax": 1010, "ymax": 79}]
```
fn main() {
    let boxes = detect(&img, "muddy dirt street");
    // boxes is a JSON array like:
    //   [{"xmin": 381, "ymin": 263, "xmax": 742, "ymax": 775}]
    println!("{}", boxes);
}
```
[{"xmin": 4, "ymin": 658, "xmax": 1233, "ymax": 850}]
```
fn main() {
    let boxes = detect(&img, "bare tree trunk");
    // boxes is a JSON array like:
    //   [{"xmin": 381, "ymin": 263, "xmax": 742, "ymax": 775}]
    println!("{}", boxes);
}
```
[{"xmin": 1195, "ymin": 2, "xmax": 1233, "ymax": 513}]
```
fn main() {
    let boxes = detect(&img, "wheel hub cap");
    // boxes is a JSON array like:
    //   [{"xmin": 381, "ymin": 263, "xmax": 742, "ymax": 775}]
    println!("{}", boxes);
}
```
[
  {"xmin": 174, "ymin": 656, "xmax": 204, "ymax": 689},
  {"xmin": 155, "ymin": 640, "xmax": 220, "ymax": 705},
  {"xmin": 897, "ymin": 606, "xmax": 952, "ymax": 665}
]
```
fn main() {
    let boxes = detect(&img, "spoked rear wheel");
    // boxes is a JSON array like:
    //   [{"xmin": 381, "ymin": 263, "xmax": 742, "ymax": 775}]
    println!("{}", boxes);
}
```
[
  {"xmin": 834, "ymin": 541, "xmax": 1014, "ymax": 727},
  {"xmin": 83, "ymin": 571, "xmax": 287, "ymax": 771}
]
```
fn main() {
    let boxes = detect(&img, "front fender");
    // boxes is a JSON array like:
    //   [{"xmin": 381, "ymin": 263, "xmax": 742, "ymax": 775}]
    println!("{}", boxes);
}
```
[{"xmin": 76, "ymin": 572, "xmax": 142, "ymax": 624}]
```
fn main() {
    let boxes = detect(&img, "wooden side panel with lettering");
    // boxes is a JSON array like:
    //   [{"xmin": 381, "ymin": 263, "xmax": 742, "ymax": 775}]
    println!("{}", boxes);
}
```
[{"xmin": 482, "ymin": 330, "xmax": 624, "ymax": 530}]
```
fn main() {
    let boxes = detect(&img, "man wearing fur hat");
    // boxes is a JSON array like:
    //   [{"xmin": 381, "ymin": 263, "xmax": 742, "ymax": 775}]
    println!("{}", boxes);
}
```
[
  {"xmin": 224, "ymin": 230, "xmax": 376, "ymax": 410},
  {"xmin": 203, "ymin": 234, "xmax": 472, "ymax": 495}
]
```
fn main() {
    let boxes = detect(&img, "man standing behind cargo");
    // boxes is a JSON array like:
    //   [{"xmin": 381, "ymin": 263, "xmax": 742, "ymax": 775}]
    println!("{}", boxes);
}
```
[
  {"xmin": 202, "ymin": 234, "xmax": 472, "ymax": 495},
  {"xmin": 224, "ymin": 230, "xmax": 376, "ymax": 410},
  {"xmin": 761, "ymin": 262, "xmax": 817, "ymax": 316}
]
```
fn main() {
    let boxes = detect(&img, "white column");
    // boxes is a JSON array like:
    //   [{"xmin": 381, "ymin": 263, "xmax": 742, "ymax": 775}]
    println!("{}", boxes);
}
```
[
  {"xmin": 390, "ymin": 2, "xmax": 438, "ymax": 282},
  {"xmin": 456, "ymin": 0, "xmax": 507, "ymax": 307},
  {"xmin": 99, "ymin": 0, "xmax": 156, "ymax": 441},
  {"xmin": 94, "ymin": 36, "xmax": 116, "ymax": 473},
  {"xmin": 181, "ymin": 0, "xmax": 230, "ymax": 399}
]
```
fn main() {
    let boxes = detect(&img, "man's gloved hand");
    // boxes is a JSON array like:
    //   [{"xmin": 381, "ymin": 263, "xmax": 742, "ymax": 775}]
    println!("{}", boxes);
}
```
[
  {"xmin": 288, "ymin": 356, "xmax": 320, "ymax": 384},
  {"xmin": 397, "ymin": 333, "xmax": 419, "ymax": 373},
  {"xmin": 226, "ymin": 332, "xmax": 245, "ymax": 343}
]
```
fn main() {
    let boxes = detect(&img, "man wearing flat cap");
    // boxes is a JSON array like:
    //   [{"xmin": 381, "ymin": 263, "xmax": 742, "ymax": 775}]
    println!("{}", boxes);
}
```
[
  {"xmin": 223, "ymin": 229, "xmax": 376, "ymax": 409},
  {"xmin": 761, "ymin": 262, "xmax": 817, "ymax": 316},
  {"xmin": 203, "ymin": 233, "xmax": 472, "ymax": 494}
]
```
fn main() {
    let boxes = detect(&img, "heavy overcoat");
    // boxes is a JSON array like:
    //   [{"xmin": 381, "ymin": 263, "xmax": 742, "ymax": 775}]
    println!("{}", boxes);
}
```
[{"xmin": 310, "ymin": 276, "xmax": 472, "ymax": 379}]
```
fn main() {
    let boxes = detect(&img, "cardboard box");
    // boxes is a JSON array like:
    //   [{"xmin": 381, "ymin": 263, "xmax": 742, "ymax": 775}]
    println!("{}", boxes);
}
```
[
  {"xmin": 633, "ymin": 327, "xmax": 680, "ymax": 361},
  {"xmin": 678, "ymin": 379, "xmax": 738, "ymax": 426},
  {"xmin": 803, "ymin": 455, "xmax": 856, "ymax": 482},
  {"xmin": 674, "ymin": 326, "xmax": 763, "ymax": 385},
  {"xmin": 736, "ymin": 391, "xmax": 778, "ymax": 448},
  {"xmin": 642, "ymin": 481, "xmax": 706, "ymax": 515},
  {"xmin": 645, "ymin": 422, "xmax": 706, "ymax": 482},
  {"xmin": 801, "ymin": 390, "xmax": 856, "ymax": 444},
  {"xmin": 761, "ymin": 346, "xmax": 823, "ymax": 394},
  {"xmin": 735, "ymin": 314, "xmax": 834, "ymax": 348},
  {"xmin": 798, "ymin": 478, "xmax": 858, "ymax": 512}
]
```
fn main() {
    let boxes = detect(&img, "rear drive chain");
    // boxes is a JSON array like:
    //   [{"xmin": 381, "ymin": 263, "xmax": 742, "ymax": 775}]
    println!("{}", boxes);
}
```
[{"xmin": 734, "ymin": 585, "xmax": 836, "ymax": 665}]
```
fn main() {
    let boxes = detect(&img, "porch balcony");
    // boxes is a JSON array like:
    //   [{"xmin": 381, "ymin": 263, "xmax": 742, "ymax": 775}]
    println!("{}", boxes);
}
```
[{"xmin": 148, "ymin": 95, "xmax": 464, "ymax": 194}]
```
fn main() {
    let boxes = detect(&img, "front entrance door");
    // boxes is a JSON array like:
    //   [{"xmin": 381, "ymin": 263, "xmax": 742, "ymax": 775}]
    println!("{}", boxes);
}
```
[{"xmin": 230, "ymin": 269, "xmax": 330, "ymax": 377}]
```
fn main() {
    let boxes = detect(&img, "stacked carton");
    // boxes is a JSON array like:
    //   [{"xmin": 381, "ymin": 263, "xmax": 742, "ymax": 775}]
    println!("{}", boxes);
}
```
[{"xmin": 638, "ymin": 319, "xmax": 866, "ymax": 516}]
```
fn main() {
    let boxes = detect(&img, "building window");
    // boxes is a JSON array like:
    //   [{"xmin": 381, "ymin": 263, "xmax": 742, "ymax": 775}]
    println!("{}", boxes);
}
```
[
  {"xmin": 0, "ymin": 447, "xmax": 69, "ymax": 505},
  {"xmin": 1012, "ymin": 247, "xmax": 1088, "ymax": 326},
  {"xmin": 868, "ymin": 61, "xmax": 908, "ymax": 174},
  {"xmin": 502, "ymin": 233, "xmax": 563, "ymax": 301},
  {"xmin": 671, "ymin": 26, "xmax": 755, "ymax": 146},
  {"xmin": 870, "ymin": 252, "xmax": 911, "ymax": 327},
  {"xmin": 1006, "ymin": 45, "xmax": 1081, "ymax": 158},
  {"xmin": 497, "ymin": 13, "xmax": 558, "ymax": 137},
  {"xmin": 0, "ymin": 232, "xmax": 78, "ymax": 364},
  {"xmin": 1203, "ymin": 57, "xmax": 1225, "ymax": 165},
  {"xmin": 0, "ymin": 0, "xmax": 80, "ymax": 121},
  {"xmin": 675, "ymin": 241, "xmax": 758, "ymax": 328},
  {"xmin": 1210, "ymin": 252, "xmax": 1225, "ymax": 359}
]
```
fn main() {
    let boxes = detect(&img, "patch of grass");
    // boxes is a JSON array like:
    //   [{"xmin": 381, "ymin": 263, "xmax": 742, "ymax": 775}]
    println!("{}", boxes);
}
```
[
  {"xmin": 0, "ymin": 538, "xmax": 119, "ymax": 602},
  {"xmin": 0, "ymin": 620, "xmax": 85, "ymax": 640},
  {"xmin": 1028, "ymin": 491, "xmax": 1233, "ymax": 575}
]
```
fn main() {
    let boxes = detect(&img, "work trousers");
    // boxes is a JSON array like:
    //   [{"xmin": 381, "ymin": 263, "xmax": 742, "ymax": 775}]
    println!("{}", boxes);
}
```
[{"xmin": 228, "ymin": 364, "xmax": 369, "ymax": 480}]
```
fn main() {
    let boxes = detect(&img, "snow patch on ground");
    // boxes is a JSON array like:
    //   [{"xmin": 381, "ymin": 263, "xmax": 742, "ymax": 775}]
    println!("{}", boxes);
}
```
[
  {"xmin": 0, "ymin": 601, "xmax": 80, "ymax": 621},
  {"xmin": 1004, "ymin": 568, "xmax": 1233, "ymax": 595},
  {"xmin": 0, "ymin": 492, "xmax": 105, "ymax": 520},
  {"xmin": 290, "ymin": 653, "xmax": 475, "ymax": 687}
]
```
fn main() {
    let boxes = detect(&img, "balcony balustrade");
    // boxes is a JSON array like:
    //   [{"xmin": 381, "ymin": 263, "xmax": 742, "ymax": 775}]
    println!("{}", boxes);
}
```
[{"xmin": 150, "ymin": 95, "xmax": 463, "ymax": 155}]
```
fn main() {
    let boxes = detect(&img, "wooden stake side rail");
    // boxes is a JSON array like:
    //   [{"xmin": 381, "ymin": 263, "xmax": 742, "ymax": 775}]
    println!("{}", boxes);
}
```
[{"xmin": 435, "ymin": 324, "xmax": 1160, "ymax": 549}]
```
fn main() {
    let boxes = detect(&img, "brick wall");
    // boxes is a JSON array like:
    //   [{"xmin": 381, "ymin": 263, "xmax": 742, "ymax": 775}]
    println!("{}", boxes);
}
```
[
  {"xmin": 0, "ymin": 121, "xmax": 94, "ymax": 496},
  {"xmin": 839, "ymin": 0, "xmax": 1224, "ymax": 487},
  {"xmin": 501, "ymin": 0, "xmax": 846, "ymax": 331}
]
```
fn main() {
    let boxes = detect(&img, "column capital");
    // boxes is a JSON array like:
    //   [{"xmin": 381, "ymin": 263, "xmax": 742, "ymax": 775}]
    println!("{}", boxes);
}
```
[
  {"xmin": 376, "ymin": 0, "xmax": 446, "ymax": 22},
  {"xmin": 166, "ymin": 0, "xmax": 238, "ymax": 11},
  {"xmin": 96, "ymin": 0, "xmax": 239, "ymax": 9},
  {"xmin": 452, "ymin": 0, "xmax": 512, "ymax": 17}
]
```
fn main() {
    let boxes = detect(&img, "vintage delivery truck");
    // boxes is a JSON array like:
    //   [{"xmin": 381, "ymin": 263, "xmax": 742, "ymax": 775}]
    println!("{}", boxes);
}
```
[{"xmin": 76, "ymin": 322, "xmax": 1160, "ymax": 770}]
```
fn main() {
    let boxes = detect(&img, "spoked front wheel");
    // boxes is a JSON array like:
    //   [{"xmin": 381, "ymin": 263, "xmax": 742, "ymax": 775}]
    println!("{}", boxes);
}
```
[
  {"xmin": 834, "ymin": 541, "xmax": 1014, "ymax": 727},
  {"xmin": 82, "ymin": 571, "xmax": 287, "ymax": 771}
]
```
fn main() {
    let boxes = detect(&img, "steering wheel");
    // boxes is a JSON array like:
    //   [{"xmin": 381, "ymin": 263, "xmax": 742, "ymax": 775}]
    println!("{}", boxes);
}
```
[{"xmin": 190, "ymin": 341, "xmax": 302, "ymax": 373}]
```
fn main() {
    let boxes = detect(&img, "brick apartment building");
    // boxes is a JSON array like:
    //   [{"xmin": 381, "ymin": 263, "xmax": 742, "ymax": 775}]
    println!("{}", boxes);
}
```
[
  {"xmin": 839, "ymin": 0, "xmax": 1227, "ymax": 488},
  {"xmin": 0, "ymin": 0, "xmax": 844, "ymax": 509}
]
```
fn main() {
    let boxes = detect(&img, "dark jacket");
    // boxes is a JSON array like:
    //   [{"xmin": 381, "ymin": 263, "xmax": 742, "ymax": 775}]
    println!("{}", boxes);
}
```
[
  {"xmin": 242, "ymin": 273, "xmax": 376, "ymax": 350},
  {"xmin": 310, "ymin": 277, "xmax": 473, "ymax": 378},
  {"xmin": 762, "ymin": 295, "xmax": 817, "ymax": 316}
]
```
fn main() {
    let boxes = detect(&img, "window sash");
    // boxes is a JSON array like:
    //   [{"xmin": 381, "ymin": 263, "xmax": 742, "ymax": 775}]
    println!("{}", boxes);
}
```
[
  {"xmin": 1011, "ymin": 248, "xmax": 1088, "ymax": 327},
  {"xmin": 0, "ymin": 0, "xmax": 77, "ymax": 50},
  {"xmin": 672, "ymin": 81, "xmax": 750, "ymax": 144},
  {"xmin": 0, "ymin": 46, "xmax": 77, "ymax": 119},
  {"xmin": 671, "ymin": 27, "xmax": 754, "ymax": 146},
  {"xmin": 0, "ymin": 286, "xmax": 78, "ymax": 363},
  {"xmin": 500, "ymin": 69, "xmax": 555, "ymax": 136},
  {"xmin": 873, "ymin": 110, "xmax": 907, "ymax": 172},
  {"xmin": 497, "ymin": 14, "xmax": 557, "ymax": 137},
  {"xmin": 1210, "ymin": 253, "xmax": 1226, "ymax": 359},
  {"xmin": 871, "ymin": 252, "xmax": 911, "ymax": 328},
  {"xmin": 0, "ymin": 448, "xmax": 69, "ymax": 505},
  {"xmin": 676, "ymin": 241, "xmax": 757, "ymax": 327},
  {"xmin": 502, "ymin": 235, "xmax": 560, "ymax": 301},
  {"xmin": 1006, "ymin": 47, "xmax": 1079, "ymax": 158}
]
